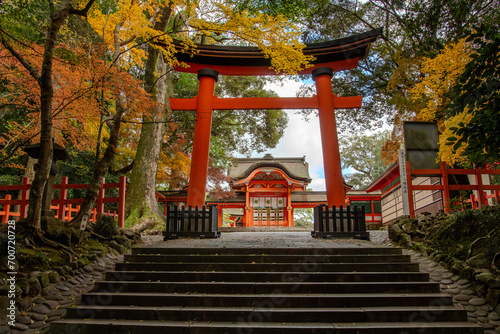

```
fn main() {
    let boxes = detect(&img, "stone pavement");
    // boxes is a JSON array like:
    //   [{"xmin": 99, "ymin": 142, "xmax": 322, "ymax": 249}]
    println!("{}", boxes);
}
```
[{"xmin": 3, "ymin": 230, "xmax": 499, "ymax": 333}]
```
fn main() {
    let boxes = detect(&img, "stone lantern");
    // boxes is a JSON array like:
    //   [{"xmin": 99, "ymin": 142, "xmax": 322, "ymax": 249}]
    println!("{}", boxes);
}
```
[{"xmin": 24, "ymin": 142, "xmax": 68, "ymax": 218}]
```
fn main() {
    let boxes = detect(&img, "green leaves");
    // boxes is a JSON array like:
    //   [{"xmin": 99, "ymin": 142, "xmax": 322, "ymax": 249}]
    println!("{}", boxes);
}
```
[{"xmin": 447, "ymin": 24, "xmax": 500, "ymax": 164}]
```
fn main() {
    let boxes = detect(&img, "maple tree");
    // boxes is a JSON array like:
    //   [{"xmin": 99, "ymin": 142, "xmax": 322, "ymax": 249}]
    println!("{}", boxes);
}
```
[{"xmin": 0, "ymin": 0, "xmax": 97, "ymax": 237}]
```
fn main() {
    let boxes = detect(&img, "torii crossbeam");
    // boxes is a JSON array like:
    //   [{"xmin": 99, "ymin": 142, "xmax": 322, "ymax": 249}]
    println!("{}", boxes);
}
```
[{"xmin": 167, "ymin": 28, "xmax": 383, "ymax": 208}]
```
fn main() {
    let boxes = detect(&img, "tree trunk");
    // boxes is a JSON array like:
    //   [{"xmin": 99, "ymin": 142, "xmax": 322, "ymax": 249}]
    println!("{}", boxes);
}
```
[
  {"xmin": 26, "ymin": 0, "xmax": 73, "ymax": 234},
  {"xmin": 125, "ymin": 5, "xmax": 173, "ymax": 233},
  {"xmin": 69, "ymin": 106, "xmax": 125, "ymax": 226}
]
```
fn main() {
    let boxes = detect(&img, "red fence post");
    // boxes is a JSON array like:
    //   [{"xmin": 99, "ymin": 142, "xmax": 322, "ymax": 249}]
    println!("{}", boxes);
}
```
[
  {"xmin": 96, "ymin": 178, "xmax": 105, "ymax": 218},
  {"xmin": 19, "ymin": 177, "xmax": 30, "ymax": 220},
  {"xmin": 441, "ymin": 162, "xmax": 451, "ymax": 214},
  {"xmin": 58, "ymin": 176, "xmax": 68, "ymax": 220},
  {"xmin": 118, "ymin": 176, "xmax": 126, "ymax": 228},
  {"xmin": 470, "ymin": 194, "xmax": 477, "ymax": 209},
  {"xmin": 475, "ymin": 167, "xmax": 486, "ymax": 208},
  {"xmin": 2, "ymin": 195, "xmax": 11, "ymax": 223}
]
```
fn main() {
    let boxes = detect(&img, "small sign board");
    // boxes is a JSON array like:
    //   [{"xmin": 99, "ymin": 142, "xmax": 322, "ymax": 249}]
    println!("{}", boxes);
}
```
[
  {"xmin": 404, "ymin": 121, "xmax": 440, "ymax": 170},
  {"xmin": 398, "ymin": 149, "xmax": 411, "ymax": 216},
  {"xmin": 80, "ymin": 215, "xmax": 89, "ymax": 231}
]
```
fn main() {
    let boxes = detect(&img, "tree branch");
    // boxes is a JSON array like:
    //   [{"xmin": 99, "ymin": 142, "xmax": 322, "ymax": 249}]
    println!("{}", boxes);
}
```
[
  {"xmin": 69, "ymin": 0, "xmax": 96, "ymax": 16},
  {"xmin": 0, "ymin": 36, "xmax": 41, "ymax": 82}
]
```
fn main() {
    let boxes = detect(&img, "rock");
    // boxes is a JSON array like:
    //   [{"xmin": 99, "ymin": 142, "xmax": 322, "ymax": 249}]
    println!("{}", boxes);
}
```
[
  {"xmin": 488, "ymin": 312, "xmax": 500, "ymax": 321},
  {"xmin": 466, "ymin": 253, "xmax": 491, "ymax": 269},
  {"xmin": 83, "ymin": 265, "xmax": 94, "ymax": 272},
  {"xmin": 455, "ymin": 294, "xmax": 473, "ymax": 301},
  {"xmin": 47, "ymin": 270, "xmax": 61, "ymax": 283},
  {"xmin": 11, "ymin": 323, "xmax": 29, "ymax": 331},
  {"xmin": 27, "ymin": 277, "xmax": 41, "ymax": 298},
  {"xmin": 42, "ymin": 300, "xmax": 59, "ymax": 309},
  {"xmin": 469, "ymin": 298, "xmax": 487, "ymax": 306},
  {"xmin": 29, "ymin": 313, "xmax": 46, "ymax": 321},
  {"xmin": 388, "ymin": 223, "xmax": 403, "ymax": 242},
  {"xmin": 36, "ymin": 273, "xmax": 50, "ymax": 289},
  {"xmin": 31, "ymin": 304, "xmax": 50, "ymax": 315},
  {"xmin": 41, "ymin": 286, "xmax": 59, "ymax": 297},
  {"xmin": 29, "ymin": 321, "xmax": 44, "ymax": 329},
  {"xmin": 16, "ymin": 315, "xmax": 31, "ymax": 325}
]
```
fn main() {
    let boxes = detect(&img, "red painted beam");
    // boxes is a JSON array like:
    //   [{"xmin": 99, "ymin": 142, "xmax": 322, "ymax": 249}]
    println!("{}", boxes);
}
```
[
  {"xmin": 169, "ymin": 95, "xmax": 363, "ymax": 111},
  {"xmin": 175, "ymin": 58, "xmax": 360, "ymax": 76}
]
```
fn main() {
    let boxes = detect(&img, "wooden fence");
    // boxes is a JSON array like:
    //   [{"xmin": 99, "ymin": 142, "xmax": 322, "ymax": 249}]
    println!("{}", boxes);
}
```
[
  {"xmin": 312, "ymin": 205, "xmax": 368, "ymax": 240},
  {"xmin": 406, "ymin": 161, "xmax": 500, "ymax": 218},
  {"xmin": 0, "ymin": 176, "xmax": 127, "ymax": 227},
  {"xmin": 164, "ymin": 205, "xmax": 220, "ymax": 240}
]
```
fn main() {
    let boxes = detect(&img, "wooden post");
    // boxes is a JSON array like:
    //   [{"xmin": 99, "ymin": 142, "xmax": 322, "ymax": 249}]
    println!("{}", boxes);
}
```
[
  {"xmin": 470, "ymin": 194, "xmax": 477, "ymax": 209},
  {"xmin": 187, "ymin": 69, "xmax": 218, "ymax": 208},
  {"xmin": 19, "ymin": 177, "xmax": 30, "ymax": 220},
  {"xmin": 118, "ymin": 176, "xmax": 126, "ymax": 228},
  {"xmin": 2, "ymin": 195, "xmax": 11, "ymax": 223},
  {"xmin": 313, "ymin": 67, "xmax": 345, "ymax": 207},
  {"xmin": 58, "ymin": 176, "xmax": 68, "ymax": 220},
  {"xmin": 218, "ymin": 206, "xmax": 223, "ymax": 227},
  {"xmin": 475, "ymin": 167, "xmax": 485, "ymax": 208},
  {"xmin": 65, "ymin": 204, "xmax": 72, "ymax": 221},
  {"xmin": 441, "ymin": 162, "xmax": 451, "ymax": 214},
  {"xmin": 96, "ymin": 178, "xmax": 105, "ymax": 219},
  {"xmin": 406, "ymin": 162, "xmax": 415, "ymax": 218}
]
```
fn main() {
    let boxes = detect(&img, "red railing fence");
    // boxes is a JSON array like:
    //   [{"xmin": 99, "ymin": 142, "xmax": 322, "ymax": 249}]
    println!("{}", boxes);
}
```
[
  {"xmin": 0, "ymin": 176, "xmax": 127, "ymax": 227},
  {"xmin": 405, "ymin": 161, "xmax": 500, "ymax": 218}
]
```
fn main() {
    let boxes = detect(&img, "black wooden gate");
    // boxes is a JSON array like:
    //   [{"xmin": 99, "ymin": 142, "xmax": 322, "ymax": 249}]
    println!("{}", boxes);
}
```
[
  {"xmin": 312, "ymin": 205, "xmax": 369, "ymax": 240},
  {"xmin": 164, "ymin": 205, "xmax": 220, "ymax": 240}
]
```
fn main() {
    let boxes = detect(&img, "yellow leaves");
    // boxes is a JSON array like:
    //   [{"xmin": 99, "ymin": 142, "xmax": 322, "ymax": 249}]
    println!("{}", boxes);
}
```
[
  {"xmin": 439, "ymin": 109, "xmax": 474, "ymax": 166},
  {"xmin": 190, "ymin": 3, "xmax": 313, "ymax": 74},
  {"xmin": 410, "ymin": 38, "xmax": 473, "ymax": 123}
]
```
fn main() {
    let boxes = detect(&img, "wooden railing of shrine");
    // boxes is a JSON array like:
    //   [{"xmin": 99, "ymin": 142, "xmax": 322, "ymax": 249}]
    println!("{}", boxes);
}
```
[
  {"xmin": 0, "ymin": 176, "xmax": 127, "ymax": 227},
  {"xmin": 405, "ymin": 161, "xmax": 500, "ymax": 218},
  {"xmin": 164, "ymin": 205, "xmax": 220, "ymax": 240},
  {"xmin": 312, "ymin": 205, "xmax": 368, "ymax": 240}
]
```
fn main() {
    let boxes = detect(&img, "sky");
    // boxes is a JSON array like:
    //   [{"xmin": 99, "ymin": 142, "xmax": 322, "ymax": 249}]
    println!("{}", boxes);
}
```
[{"xmin": 235, "ymin": 79, "xmax": 328, "ymax": 191}]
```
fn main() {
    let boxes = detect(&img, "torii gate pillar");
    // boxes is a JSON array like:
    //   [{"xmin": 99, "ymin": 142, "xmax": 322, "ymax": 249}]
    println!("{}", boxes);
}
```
[
  {"xmin": 313, "ymin": 67, "xmax": 345, "ymax": 207},
  {"xmin": 187, "ymin": 69, "xmax": 218, "ymax": 207}
]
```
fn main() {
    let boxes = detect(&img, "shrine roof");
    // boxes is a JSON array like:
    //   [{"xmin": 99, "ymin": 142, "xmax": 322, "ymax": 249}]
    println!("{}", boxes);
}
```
[
  {"xmin": 228, "ymin": 154, "xmax": 311, "ymax": 184},
  {"xmin": 163, "ymin": 28, "xmax": 383, "ymax": 75},
  {"xmin": 365, "ymin": 162, "xmax": 400, "ymax": 193}
]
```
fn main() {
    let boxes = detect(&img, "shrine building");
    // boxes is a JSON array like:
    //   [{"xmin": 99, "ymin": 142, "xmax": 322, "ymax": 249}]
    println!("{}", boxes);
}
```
[{"xmin": 207, "ymin": 154, "xmax": 353, "ymax": 228}]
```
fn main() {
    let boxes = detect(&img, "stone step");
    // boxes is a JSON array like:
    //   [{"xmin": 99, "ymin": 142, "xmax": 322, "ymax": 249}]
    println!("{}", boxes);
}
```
[
  {"xmin": 105, "ymin": 270, "xmax": 431, "ymax": 282},
  {"xmin": 51, "ymin": 319, "xmax": 483, "ymax": 334},
  {"xmin": 80, "ymin": 292, "xmax": 454, "ymax": 308},
  {"xmin": 66, "ymin": 305, "xmax": 467, "ymax": 323},
  {"xmin": 132, "ymin": 247, "xmax": 402, "ymax": 256},
  {"xmin": 93, "ymin": 280, "xmax": 440, "ymax": 294},
  {"xmin": 115, "ymin": 261, "xmax": 420, "ymax": 272},
  {"xmin": 124, "ymin": 254, "xmax": 412, "ymax": 263}
]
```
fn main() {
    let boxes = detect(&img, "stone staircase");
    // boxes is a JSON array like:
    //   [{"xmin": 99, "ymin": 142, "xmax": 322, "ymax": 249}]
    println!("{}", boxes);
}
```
[{"xmin": 51, "ymin": 246, "xmax": 483, "ymax": 333}]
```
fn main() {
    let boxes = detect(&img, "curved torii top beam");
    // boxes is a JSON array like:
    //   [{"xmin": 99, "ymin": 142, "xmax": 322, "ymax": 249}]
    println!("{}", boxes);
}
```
[{"xmin": 165, "ymin": 28, "xmax": 383, "ymax": 76}]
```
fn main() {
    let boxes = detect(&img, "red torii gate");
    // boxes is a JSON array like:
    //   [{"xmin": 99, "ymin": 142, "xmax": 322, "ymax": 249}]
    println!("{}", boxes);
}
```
[{"xmin": 167, "ymin": 29, "xmax": 382, "ymax": 208}]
